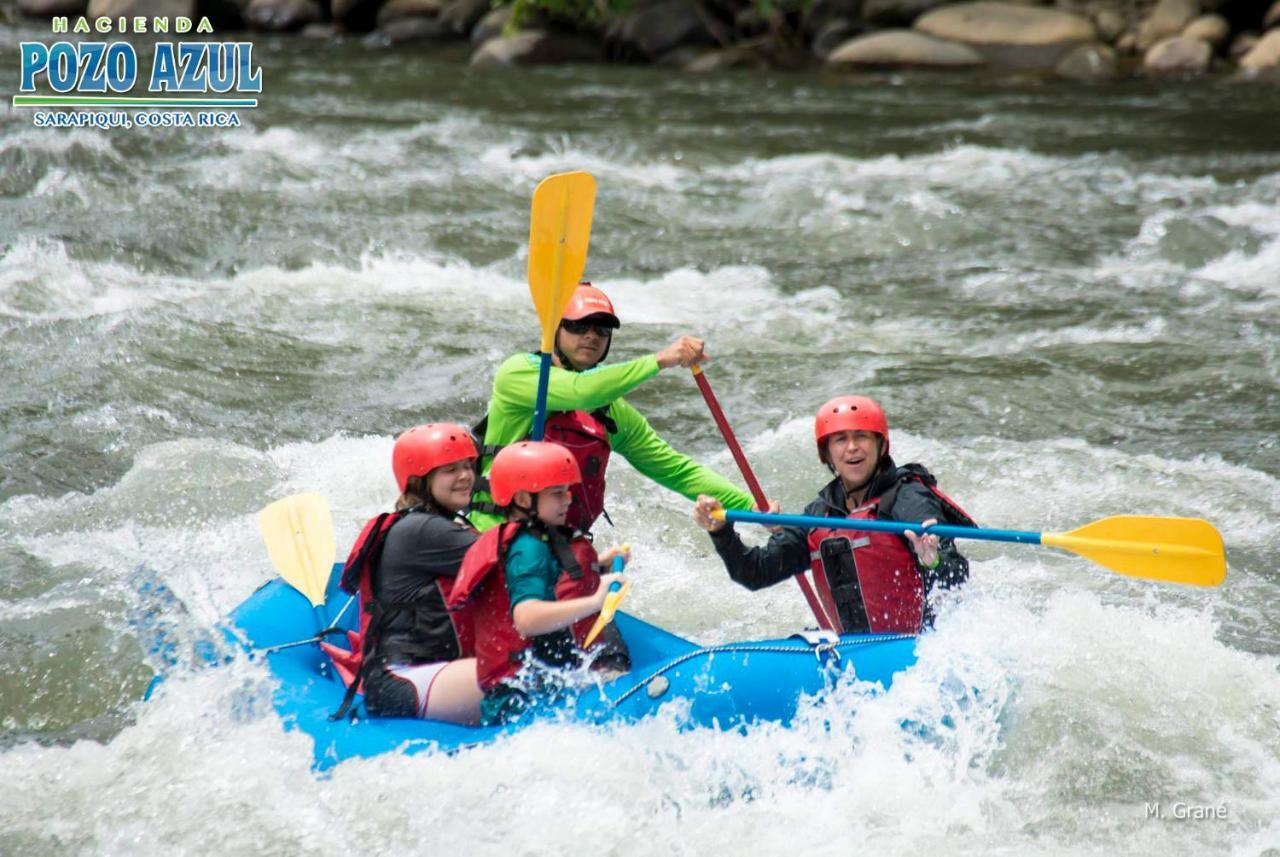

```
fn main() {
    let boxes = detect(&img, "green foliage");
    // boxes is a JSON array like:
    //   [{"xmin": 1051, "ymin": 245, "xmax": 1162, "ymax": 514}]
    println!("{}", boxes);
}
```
[{"xmin": 500, "ymin": 0, "xmax": 633, "ymax": 31}]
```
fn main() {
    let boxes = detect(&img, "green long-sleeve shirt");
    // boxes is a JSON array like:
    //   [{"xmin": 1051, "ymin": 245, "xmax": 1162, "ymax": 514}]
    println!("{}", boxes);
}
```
[{"xmin": 469, "ymin": 352, "xmax": 754, "ymax": 531}]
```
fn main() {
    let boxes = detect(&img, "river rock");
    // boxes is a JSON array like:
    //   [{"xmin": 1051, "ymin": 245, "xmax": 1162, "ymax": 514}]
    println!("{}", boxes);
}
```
[
  {"xmin": 18, "ymin": 0, "xmax": 85, "ymax": 14},
  {"xmin": 1054, "ymin": 40, "xmax": 1117, "ymax": 80},
  {"xmin": 733, "ymin": 4, "xmax": 768, "ymax": 38},
  {"xmin": 378, "ymin": 13, "xmax": 450, "ymax": 42},
  {"xmin": 813, "ymin": 17, "xmax": 861, "ymax": 58},
  {"xmin": 1093, "ymin": 8, "xmax": 1124, "ymax": 43},
  {"xmin": 471, "ymin": 30, "xmax": 601, "ymax": 67},
  {"xmin": 438, "ymin": 0, "xmax": 488, "ymax": 35},
  {"xmin": 1181, "ymin": 14, "xmax": 1228, "ymax": 47},
  {"xmin": 86, "ymin": 0, "xmax": 192, "ymax": 17},
  {"xmin": 1239, "ymin": 29, "xmax": 1280, "ymax": 71},
  {"xmin": 1143, "ymin": 34, "xmax": 1211, "ymax": 73},
  {"xmin": 803, "ymin": 0, "xmax": 861, "ymax": 36},
  {"xmin": 471, "ymin": 7, "xmax": 510, "ymax": 43},
  {"xmin": 1266, "ymin": 0, "xmax": 1280, "ymax": 29},
  {"xmin": 376, "ymin": 0, "xmax": 441, "ymax": 26},
  {"xmin": 246, "ymin": 0, "xmax": 322, "ymax": 31},
  {"xmin": 680, "ymin": 44, "xmax": 769, "ymax": 71},
  {"xmin": 862, "ymin": 0, "xmax": 948, "ymax": 28},
  {"xmin": 827, "ymin": 28, "xmax": 984, "ymax": 65},
  {"xmin": 1229, "ymin": 31, "xmax": 1258, "ymax": 60},
  {"xmin": 1135, "ymin": 0, "xmax": 1199, "ymax": 51},
  {"xmin": 915, "ymin": 2, "xmax": 1097, "ymax": 46},
  {"xmin": 300, "ymin": 20, "xmax": 341, "ymax": 36},
  {"xmin": 610, "ymin": 0, "xmax": 715, "ymax": 60}
]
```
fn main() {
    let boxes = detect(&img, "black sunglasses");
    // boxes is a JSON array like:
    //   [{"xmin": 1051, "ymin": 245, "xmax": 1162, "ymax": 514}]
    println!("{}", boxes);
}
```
[{"xmin": 561, "ymin": 319, "xmax": 614, "ymax": 337}]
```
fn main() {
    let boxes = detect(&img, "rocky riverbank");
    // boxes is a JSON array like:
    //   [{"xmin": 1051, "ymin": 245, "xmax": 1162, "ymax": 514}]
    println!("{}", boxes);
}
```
[{"xmin": 8, "ymin": 0, "xmax": 1280, "ymax": 81}]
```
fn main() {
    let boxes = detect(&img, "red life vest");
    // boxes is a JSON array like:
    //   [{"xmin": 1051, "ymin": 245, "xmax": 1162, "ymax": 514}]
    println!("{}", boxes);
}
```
[
  {"xmin": 543, "ymin": 409, "xmax": 612, "ymax": 533},
  {"xmin": 447, "ymin": 522, "xmax": 608, "ymax": 691},
  {"xmin": 474, "ymin": 408, "xmax": 614, "ymax": 533},
  {"xmin": 806, "ymin": 474, "xmax": 975, "ymax": 635},
  {"xmin": 322, "ymin": 510, "xmax": 476, "ymax": 702}
]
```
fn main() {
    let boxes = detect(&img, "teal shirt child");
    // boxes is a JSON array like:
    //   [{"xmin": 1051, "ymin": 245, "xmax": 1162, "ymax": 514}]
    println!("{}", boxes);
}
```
[{"xmin": 479, "ymin": 530, "xmax": 567, "ymax": 725}]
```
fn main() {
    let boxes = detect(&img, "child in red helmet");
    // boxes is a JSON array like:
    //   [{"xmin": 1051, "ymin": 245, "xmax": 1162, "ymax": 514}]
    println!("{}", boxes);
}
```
[{"xmin": 448, "ymin": 441, "xmax": 629, "ymax": 724}]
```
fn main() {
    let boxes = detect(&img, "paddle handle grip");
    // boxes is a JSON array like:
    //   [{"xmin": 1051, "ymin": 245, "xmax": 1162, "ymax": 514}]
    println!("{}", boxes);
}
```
[
  {"xmin": 606, "ymin": 552, "xmax": 625, "ymax": 592},
  {"xmin": 531, "ymin": 352, "xmax": 552, "ymax": 441},
  {"xmin": 721, "ymin": 509, "xmax": 1043, "ymax": 546}
]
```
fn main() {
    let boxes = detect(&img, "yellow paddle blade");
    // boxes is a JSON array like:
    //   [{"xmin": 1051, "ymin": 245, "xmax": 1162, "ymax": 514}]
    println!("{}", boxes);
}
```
[
  {"xmin": 258, "ymin": 493, "xmax": 336, "ymax": 607},
  {"xmin": 1042, "ymin": 515, "xmax": 1226, "ymax": 587},
  {"xmin": 583, "ymin": 580, "xmax": 631, "ymax": 649},
  {"xmin": 528, "ymin": 171, "xmax": 596, "ymax": 353}
]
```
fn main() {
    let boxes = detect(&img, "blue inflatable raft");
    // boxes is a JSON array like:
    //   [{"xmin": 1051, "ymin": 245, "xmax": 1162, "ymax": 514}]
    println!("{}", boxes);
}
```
[{"xmin": 229, "ymin": 564, "xmax": 920, "ymax": 771}]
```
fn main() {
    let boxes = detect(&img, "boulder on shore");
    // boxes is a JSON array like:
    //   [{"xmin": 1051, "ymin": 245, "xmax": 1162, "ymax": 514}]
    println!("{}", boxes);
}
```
[
  {"xmin": 1181, "ymin": 14, "xmax": 1228, "ymax": 48},
  {"xmin": 438, "ymin": 0, "xmax": 489, "ymax": 35},
  {"xmin": 609, "ymin": 0, "xmax": 715, "ymax": 61},
  {"xmin": 1143, "ymin": 35, "xmax": 1212, "ymax": 74},
  {"xmin": 245, "ymin": 0, "xmax": 324, "ymax": 31},
  {"xmin": 915, "ymin": 2, "xmax": 1097, "ymax": 46},
  {"xmin": 1093, "ymin": 8, "xmax": 1124, "ymax": 43},
  {"xmin": 813, "ymin": 17, "xmax": 861, "ymax": 59},
  {"xmin": 1135, "ymin": 0, "xmax": 1200, "ymax": 52},
  {"xmin": 376, "ymin": 0, "xmax": 441, "ymax": 27},
  {"xmin": 1239, "ymin": 29, "xmax": 1280, "ymax": 72},
  {"xmin": 1054, "ymin": 41, "xmax": 1118, "ymax": 81},
  {"xmin": 861, "ymin": 0, "xmax": 948, "ymax": 28},
  {"xmin": 471, "ymin": 30, "xmax": 602, "ymax": 67},
  {"xmin": 87, "ymin": 0, "xmax": 193, "ymax": 17},
  {"xmin": 827, "ymin": 28, "xmax": 984, "ymax": 66},
  {"xmin": 18, "ymin": 0, "xmax": 87, "ymax": 15},
  {"xmin": 1265, "ymin": 0, "xmax": 1280, "ymax": 30}
]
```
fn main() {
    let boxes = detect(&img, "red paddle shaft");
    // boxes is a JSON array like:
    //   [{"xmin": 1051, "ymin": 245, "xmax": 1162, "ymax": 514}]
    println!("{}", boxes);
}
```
[{"xmin": 690, "ymin": 366, "xmax": 835, "ymax": 632}]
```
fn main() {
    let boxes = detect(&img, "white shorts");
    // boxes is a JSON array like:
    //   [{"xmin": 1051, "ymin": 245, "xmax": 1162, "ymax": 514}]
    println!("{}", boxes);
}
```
[{"xmin": 384, "ymin": 661, "xmax": 450, "ymax": 719}]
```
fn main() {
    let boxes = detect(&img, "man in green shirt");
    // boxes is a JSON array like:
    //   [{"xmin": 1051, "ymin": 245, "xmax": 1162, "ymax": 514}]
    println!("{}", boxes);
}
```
[{"xmin": 470, "ymin": 283, "xmax": 754, "ymax": 532}]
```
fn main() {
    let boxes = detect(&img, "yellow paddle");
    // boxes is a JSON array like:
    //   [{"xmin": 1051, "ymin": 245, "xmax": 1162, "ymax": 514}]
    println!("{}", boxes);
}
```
[
  {"xmin": 583, "ymin": 549, "xmax": 629, "ymax": 648},
  {"xmin": 527, "ymin": 170, "xmax": 596, "ymax": 440},
  {"xmin": 714, "ymin": 510, "xmax": 1226, "ymax": 588},
  {"xmin": 258, "ymin": 492, "xmax": 337, "ymax": 629}
]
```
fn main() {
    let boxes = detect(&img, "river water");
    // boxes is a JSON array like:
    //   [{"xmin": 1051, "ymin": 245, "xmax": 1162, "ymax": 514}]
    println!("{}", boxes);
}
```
[{"xmin": 2, "ymin": 26, "xmax": 1279, "ymax": 856}]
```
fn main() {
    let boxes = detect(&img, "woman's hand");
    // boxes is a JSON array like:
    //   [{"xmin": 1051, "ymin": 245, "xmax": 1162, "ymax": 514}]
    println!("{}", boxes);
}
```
[
  {"xmin": 904, "ymin": 518, "xmax": 940, "ymax": 568},
  {"xmin": 693, "ymin": 495, "xmax": 726, "ymax": 532},
  {"xmin": 753, "ymin": 498, "xmax": 782, "ymax": 533}
]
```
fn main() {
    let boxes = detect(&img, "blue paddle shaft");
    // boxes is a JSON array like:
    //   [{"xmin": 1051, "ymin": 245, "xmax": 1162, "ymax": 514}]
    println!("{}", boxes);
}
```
[
  {"xmin": 531, "ymin": 352, "xmax": 552, "ymax": 441},
  {"xmin": 723, "ymin": 509, "xmax": 1044, "ymax": 546},
  {"xmin": 607, "ymin": 553, "xmax": 625, "ymax": 592}
]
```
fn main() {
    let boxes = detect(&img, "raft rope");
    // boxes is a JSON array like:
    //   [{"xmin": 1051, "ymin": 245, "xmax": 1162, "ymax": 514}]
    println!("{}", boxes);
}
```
[
  {"xmin": 603, "ymin": 632, "xmax": 916, "ymax": 709},
  {"xmin": 259, "ymin": 595, "xmax": 357, "ymax": 655}
]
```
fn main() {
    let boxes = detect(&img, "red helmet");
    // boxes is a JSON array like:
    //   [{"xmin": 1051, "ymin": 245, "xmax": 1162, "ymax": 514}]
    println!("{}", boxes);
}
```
[
  {"xmin": 392, "ymin": 423, "xmax": 478, "ymax": 493},
  {"xmin": 562, "ymin": 283, "xmax": 620, "ymax": 328},
  {"xmin": 814, "ymin": 395, "xmax": 890, "ymax": 461},
  {"xmin": 488, "ymin": 441, "xmax": 582, "ymax": 506}
]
